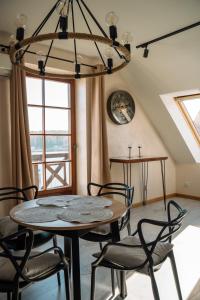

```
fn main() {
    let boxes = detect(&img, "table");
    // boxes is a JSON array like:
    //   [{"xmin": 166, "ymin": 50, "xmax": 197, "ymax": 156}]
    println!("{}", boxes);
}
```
[
  {"xmin": 110, "ymin": 156, "xmax": 168, "ymax": 209},
  {"xmin": 10, "ymin": 198, "xmax": 126, "ymax": 300}
]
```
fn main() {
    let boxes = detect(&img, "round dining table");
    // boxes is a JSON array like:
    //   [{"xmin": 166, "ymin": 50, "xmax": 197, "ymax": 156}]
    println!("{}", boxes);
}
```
[{"xmin": 10, "ymin": 196, "xmax": 127, "ymax": 300}]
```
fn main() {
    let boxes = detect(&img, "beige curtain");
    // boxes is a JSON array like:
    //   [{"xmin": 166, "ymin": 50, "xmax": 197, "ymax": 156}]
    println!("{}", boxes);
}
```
[
  {"xmin": 10, "ymin": 66, "xmax": 34, "ymax": 197},
  {"xmin": 0, "ymin": 76, "xmax": 12, "ymax": 187},
  {"xmin": 87, "ymin": 65, "xmax": 111, "ymax": 184}
]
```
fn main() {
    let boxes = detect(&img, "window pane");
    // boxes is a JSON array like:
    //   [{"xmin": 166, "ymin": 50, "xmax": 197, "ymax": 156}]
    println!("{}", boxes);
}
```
[
  {"xmin": 33, "ymin": 163, "xmax": 44, "ymax": 190},
  {"xmin": 45, "ymin": 80, "xmax": 70, "ymax": 108},
  {"xmin": 183, "ymin": 99, "xmax": 200, "ymax": 135},
  {"xmin": 45, "ymin": 108, "xmax": 69, "ymax": 134},
  {"xmin": 46, "ymin": 162, "xmax": 71, "ymax": 189},
  {"xmin": 26, "ymin": 77, "xmax": 42, "ymax": 105},
  {"xmin": 30, "ymin": 136, "xmax": 43, "ymax": 162},
  {"xmin": 28, "ymin": 107, "xmax": 43, "ymax": 133},
  {"xmin": 45, "ymin": 136, "xmax": 70, "ymax": 162}
]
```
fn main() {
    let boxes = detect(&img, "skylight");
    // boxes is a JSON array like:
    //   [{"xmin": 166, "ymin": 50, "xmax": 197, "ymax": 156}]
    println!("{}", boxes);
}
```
[{"xmin": 176, "ymin": 95, "xmax": 200, "ymax": 144}]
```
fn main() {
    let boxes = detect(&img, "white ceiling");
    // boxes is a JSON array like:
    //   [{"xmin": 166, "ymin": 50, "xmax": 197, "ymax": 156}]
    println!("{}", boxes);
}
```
[{"xmin": 0, "ymin": 0, "xmax": 200, "ymax": 163}]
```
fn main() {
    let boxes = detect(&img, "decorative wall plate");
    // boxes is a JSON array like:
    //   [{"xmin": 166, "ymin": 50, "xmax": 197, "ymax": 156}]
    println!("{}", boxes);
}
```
[{"xmin": 107, "ymin": 90, "xmax": 135, "ymax": 125}]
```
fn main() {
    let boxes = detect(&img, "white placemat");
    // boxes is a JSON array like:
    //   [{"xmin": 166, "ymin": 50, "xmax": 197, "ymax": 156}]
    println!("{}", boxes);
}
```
[
  {"xmin": 66, "ymin": 196, "xmax": 112, "ymax": 208},
  {"xmin": 14, "ymin": 207, "xmax": 64, "ymax": 223},
  {"xmin": 58, "ymin": 208, "xmax": 113, "ymax": 223},
  {"xmin": 36, "ymin": 195, "xmax": 81, "ymax": 207}
]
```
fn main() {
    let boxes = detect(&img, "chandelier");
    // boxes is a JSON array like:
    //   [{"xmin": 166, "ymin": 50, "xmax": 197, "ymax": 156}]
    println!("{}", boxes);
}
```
[{"xmin": 9, "ymin": 0, "xmax": 131, "ymax": 79}]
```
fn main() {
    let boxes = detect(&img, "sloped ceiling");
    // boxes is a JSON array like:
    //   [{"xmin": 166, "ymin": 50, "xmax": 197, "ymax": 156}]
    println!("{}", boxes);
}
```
[{"xmin": 0, "ymin": 0, "xmax": 200, "ymax": 163}]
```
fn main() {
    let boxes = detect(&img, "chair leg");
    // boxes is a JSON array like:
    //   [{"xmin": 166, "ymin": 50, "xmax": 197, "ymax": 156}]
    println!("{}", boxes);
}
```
[
  {"xmin": 18, "ymin": 292, "xmax": 21, "ymax": 300},
  {"xmin": 99, "ymin": 242, "xmax": 103, "ymax": 251},
  {"xmin": 111, "ymin": 268, "xmax": 115, "ymax": 297},
  {"xmin": 53, "ymin": 235, "xmax": 61, "ymax": 286},
  {"xmin": 12, "ymin": 287, "xmax": 19, "ymax": 300},
  {"xmin": 119, "ymin": 271, "xmax": 127, "ymax": 299},
  {"xmin": 127, "ymin": 222, "xmax": 131, "ymax": 236},
  {"xmin": 148, "ymin": 267, "xmax": 160, "ymax": 300},
  {"xmin": 90, "ymin": 266, "xmax": 97, "ymax": 300},
  {"xmin": 169, "ymin": 251, "xmax": 183, "ymax": 300},
  {"xmin": 64, "ymin": 267, "xmax": 71, "ymax": 300},
  {"xmin": 7, "ymin": 292, "xmax": 11, "ymax": 300}
]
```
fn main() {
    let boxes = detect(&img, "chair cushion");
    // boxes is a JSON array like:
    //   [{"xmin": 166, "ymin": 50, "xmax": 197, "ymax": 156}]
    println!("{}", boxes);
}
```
[
  {"xmin": 94, "ymin": 236, "xmax": 173, "ymax": 273},
  {"xmin": 0, "ymin": 251, "xmax": 63, "ymax": 282},
  {"xmin": 0, "ymin": 216, "xmax": 18, "ymax": 238},
  {"xmin": 90, "ymin": 224, "xmax": 111, "ymax": 235}
]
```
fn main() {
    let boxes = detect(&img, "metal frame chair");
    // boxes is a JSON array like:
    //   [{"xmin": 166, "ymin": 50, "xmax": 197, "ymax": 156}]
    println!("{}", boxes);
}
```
[
  {"xmin": 0, "ymin": 228, "xmax": 70, "ymax": 300},
  {"xmin": 90, "ymin": 200, "xmax": 187, "ymax": 300},
  {"xmin": 81, "ymin": 182, "xmax": 134, "ymax": 247},
  {"xmin": 0, "ymin": 186, "xmax": 61, "ymax": 285}
]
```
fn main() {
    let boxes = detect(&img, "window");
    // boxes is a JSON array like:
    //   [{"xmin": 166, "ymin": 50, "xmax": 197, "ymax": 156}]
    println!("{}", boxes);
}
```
[
  {"xmin": 176, "ymin": 94, "xmax": 200, "ymax": 144},
  {"xmin": 26, "ymin": 76, "xmax": 76, "ymax": 195}
]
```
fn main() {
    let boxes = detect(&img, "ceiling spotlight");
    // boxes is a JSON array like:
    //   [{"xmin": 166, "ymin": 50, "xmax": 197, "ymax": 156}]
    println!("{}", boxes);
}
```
[{"xmin": 143, "ymin": 46, "xmax": 149, "ymax": 58}]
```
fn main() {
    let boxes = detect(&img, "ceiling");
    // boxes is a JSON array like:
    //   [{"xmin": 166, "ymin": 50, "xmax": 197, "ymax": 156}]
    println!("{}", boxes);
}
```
[{"xmin": 0, "ymin": 0, "xmax": 200, "ymax": 163}]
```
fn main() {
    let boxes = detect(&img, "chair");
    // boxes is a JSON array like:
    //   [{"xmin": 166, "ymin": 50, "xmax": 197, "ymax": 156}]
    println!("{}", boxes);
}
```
[
  {"xmin": 0, "ymin": 228, "xmax": 70, "ymax": 300},
  {"xmin": 0, "ymin": 186, "xmax": 61, "ymax": 285},
  {"xmin": 90, "ymin": 200, "xmax": 187, "ymax": 300},
  {"xmin": 81, "ymin": 182, "xmax": 134, "ymax": 248}
]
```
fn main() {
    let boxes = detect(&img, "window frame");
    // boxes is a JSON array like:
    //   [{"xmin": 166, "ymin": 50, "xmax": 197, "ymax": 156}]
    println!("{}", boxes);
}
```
[
  {"xmin": 26, "ymin": 74, "xmax": 76, "ymax": 196},
  {"xmin": 175, "ymin": 94, "xmax": 200, "ymax": 145}
]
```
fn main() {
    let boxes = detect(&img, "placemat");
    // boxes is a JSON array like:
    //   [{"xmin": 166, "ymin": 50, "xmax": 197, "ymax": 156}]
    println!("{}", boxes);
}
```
[
  {"xmin": 14, "ymin": 207, "xmax": 64, "ymax": 223},
  {"xmin": 66, "ymin": 196, "xmax": 112, "ymax": 208},
  {"xmin": 58, "ymin": 208, "xmax": 113, "ymax": 223},
  {"xmin": 36, "ymin": 195, "xmax": 81, "ymax": 207}
]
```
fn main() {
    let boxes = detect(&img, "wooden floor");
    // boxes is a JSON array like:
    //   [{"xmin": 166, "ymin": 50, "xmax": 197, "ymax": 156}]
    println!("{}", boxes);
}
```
[{"xmin": 1, "ymin": 197, "xmax": 200, "ymax": 300}]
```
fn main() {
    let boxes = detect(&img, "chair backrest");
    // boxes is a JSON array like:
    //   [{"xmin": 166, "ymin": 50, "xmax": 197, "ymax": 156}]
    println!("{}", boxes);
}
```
[
  {"xmin": 0, "ymin": 185, "xmax": 38, "ymax": 203},
  {"xmin": 87, "ymin": 182, "xmax": 134, "ymax": 231},
  {"xmin": 0, "ymin": 229, "xmax": 34, "ymax": 282},
  {"xmin": 137, "ymin": 200, "xmax": 187, "ymax": 267}
]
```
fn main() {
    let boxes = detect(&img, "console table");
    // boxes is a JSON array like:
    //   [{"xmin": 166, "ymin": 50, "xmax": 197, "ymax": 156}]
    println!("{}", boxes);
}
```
[{"xmin": 110, "ymin": 156, "xmax": 168, "ymax": 209}]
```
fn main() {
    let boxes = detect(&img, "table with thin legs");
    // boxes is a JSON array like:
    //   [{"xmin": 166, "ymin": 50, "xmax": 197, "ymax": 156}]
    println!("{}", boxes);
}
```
[
  {"xmin": 10, "ymin": 198, "xmax": 126, "ymax": 300},
  {"xmin": 110, "ymin": 156, "xmax": 168, "ymax": 209}
]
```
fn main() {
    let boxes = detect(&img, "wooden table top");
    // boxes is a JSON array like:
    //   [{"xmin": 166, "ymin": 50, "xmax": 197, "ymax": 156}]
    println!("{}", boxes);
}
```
[
  {"xmin": 110, "ymin": 156, "xmax": 168, "ymax": 163},
  {"xmin": 10, "ymin": 198, "xmax": 126, "ymax": 232}
]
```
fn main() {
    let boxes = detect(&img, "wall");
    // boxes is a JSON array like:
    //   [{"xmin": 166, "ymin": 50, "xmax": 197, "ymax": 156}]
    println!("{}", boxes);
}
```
[
  {"xmin": 104, "ymin": 72, "xmax": 176, "ymax": 204},
  {"xmin": 176, "ymin": 164, "xmax": 200, "ymax": 197}
]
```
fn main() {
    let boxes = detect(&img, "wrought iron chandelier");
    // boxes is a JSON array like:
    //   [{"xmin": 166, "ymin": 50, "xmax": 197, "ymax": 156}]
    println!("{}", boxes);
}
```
[{"xmin": 9, "ymin": 0, "xmax": 131, "ymax": 79}]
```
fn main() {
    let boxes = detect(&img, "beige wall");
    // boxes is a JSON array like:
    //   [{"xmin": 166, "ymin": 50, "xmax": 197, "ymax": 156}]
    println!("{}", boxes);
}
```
[
  {"xmin": 176, "ymin": 164, "xmax": 200, "ymax": 197},
  {"xmin": 104, "ymin": 72, "xmax": 176, "ymax": 204}
]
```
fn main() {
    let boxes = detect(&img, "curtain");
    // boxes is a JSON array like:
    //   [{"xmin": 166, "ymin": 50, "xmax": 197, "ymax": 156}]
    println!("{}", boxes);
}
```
[
  {"xmin": 10, "ymin": 66, "xmax": 34, "ymax": 198},
  {"xmin": 0, "ymin": 76, "xmax": 12, "ymax": 187},
  {"xmin": 87, "ymin": 65, "xmax": 111, "ymax": 185}
]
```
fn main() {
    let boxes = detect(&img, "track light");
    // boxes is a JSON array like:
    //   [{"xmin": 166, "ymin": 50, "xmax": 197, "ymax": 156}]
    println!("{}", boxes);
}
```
[{"xmin": 143, "ymin": 46, "xmax": 149, "ymax": 58}]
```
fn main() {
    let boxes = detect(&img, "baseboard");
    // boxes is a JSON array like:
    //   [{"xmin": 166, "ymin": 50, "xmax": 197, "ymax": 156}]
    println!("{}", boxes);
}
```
[
  {"xmin": 175, "ymin": 193, "xmax": 200, "ymax": 201},
  {"xmin": 133, "ymin": 193, "xmax": 176, "ymax": 208}
]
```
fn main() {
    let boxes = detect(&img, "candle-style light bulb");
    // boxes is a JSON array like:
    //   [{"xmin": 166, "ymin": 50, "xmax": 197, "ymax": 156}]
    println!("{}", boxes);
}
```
[
  {"xmin": 15, "ymin": 14, "xmax": 27, "ymax": 41},
  {"xmin": 56, "ymin": 0, "xmax": 68, "ymax": 32},
  {"xmin": 105, "ymin": 11, "xmax": 119, "ymax": 41},
  {"xmin": 75, "ymin": 54, "xmax": 83, "ymax": 78},
  {"xmin": 104, "ymin": 48, "xmax": 114, "ymax": 74},
  {"xmin": 121, "ymin": 32, "xmax": 133, "ymax": 52},
  {"xmin": 36, "ymin": 51, "xmax": 46, "ymax": 76}
]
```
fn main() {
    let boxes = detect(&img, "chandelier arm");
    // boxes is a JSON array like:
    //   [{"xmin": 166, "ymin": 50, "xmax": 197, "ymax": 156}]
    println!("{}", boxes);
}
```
[
  {"xmin": 71, "ymin": 0, "xmax": 78, "ymax": 66},
  {"xmin": 44, "ymin": 20, "xmax": 60, "ymax": 68},
  {"xmin": 79, "ymin": 0, "xmax": 108, "ymax": 38},
  {"xmin": 80, "ymin": 0, "xmax": 122, "ymax": 61},
  {"xmin": 20, "ymin": 0, "xmax": 60, "ymax": 60},
  {"xmin": 76, "ymin": 0, "xmax": 106, "ymax": 68}
]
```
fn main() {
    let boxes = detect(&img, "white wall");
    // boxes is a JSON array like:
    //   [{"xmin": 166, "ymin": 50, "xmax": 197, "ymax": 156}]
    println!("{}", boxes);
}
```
[
  {"xmin": 104, "ymin": 72, "xmax": 176, "ymax": 204},
  {"xmin": 176, "ymin": 164, "xmax": 200, "ymax": 197}
]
